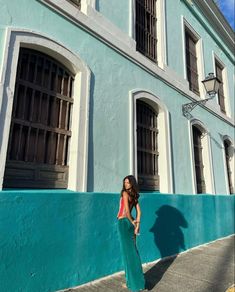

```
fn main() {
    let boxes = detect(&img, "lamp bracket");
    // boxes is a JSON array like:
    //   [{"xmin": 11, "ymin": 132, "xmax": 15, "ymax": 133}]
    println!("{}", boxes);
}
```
[{"xmin": 182, "ymin": 96, "xmax": 214, "ymax": 118}]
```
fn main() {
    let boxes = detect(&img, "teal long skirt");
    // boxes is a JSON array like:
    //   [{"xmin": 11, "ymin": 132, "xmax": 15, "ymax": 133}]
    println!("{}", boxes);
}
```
[{"xmin": 118, "ymin": 218, "xmax": 145, "ymax": 291}]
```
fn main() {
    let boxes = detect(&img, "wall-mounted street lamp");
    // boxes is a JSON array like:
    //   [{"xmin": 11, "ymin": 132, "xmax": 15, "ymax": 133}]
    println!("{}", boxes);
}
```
[{"xmin": 182, "ymin": 73, "xmax": 221, "ymax": 118}]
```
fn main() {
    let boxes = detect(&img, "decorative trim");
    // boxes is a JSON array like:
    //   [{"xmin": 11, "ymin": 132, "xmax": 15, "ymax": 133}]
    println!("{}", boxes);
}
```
[
  {"xmin": 221, "ymin": 135, "xmax": 235, "ymax": 194},
  {"xmin": 157, "ymin": 0, "xmax": 167, "ymax": 67},
  {"xmin": 129, "ymin": 0, "xmax": 135, "ymax": 39},
  {"xmin": 183, "ymin": 0, "xmax": 234, "ymax": 54},
  {"xmin": 129, "ymin": 89, "xmax": 173, "ymax": 193},
  {"xmin": 0, "ymin": 28, "xmax": 90, "ymax": 191}
]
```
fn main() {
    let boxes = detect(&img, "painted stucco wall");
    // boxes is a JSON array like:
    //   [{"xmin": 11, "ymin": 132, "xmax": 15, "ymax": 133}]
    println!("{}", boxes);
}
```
[
  {"xmin": 96, "ymin": 0, "xmax": 130, "ymax": 34},
  {"xmin": 0, "ymin": 190, "xmax": 234, "ymax": 292},
  {"xmin": 0, "ymin": 0, "xmax": 234, "ymax": 194}
]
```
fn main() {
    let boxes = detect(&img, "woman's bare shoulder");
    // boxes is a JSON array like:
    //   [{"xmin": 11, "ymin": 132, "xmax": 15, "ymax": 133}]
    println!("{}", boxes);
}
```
[{"xmin": 122, "ymin": 191, "xmax": 129, "ymax": 197}]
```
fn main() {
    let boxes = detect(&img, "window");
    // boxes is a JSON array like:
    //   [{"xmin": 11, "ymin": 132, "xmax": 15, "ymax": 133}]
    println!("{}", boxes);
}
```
[
  {"xmin": 137, "ymin": 100, "xmax": 159, "ymax": 190},
  {"xmin": 224, "ymin": 139, "xmax": 234, "ymax": 194},
  {"xmin": 3, "ymin": 48, "xmax": 74, "ymax": 189},
  {"xmin": 68, "ymin": 0, "xmax": 81, "ymax": 9},
  {"xmin": 192, "ymin": 126, "xmax": 206, "ymax": 193},
  {"xmin": 215, "ymin": 60, "xmax": 226, "ymax": 114},
  {"xmin": 185, "ymin": 29, "xmax": 200, "ymax": 95},
  {"xmin": 136, "ymin": 0, "xmax": 157, "ymax": 62}
]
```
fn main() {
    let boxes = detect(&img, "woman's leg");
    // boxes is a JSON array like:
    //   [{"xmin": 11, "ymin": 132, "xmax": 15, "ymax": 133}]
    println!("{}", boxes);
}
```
[{"xmin": 118, "ymin": 218, "xmax": 145, "ymax": 291}]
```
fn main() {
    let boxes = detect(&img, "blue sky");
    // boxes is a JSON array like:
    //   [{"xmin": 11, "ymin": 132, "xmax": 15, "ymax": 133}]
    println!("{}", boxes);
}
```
[{"xmin": 217, "ymin": 0, "xmax": 235, "ymax": 30}]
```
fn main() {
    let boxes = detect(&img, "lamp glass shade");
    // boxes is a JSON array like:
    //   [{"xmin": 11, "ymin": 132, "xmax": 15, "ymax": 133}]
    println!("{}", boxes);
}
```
[{"xmin": 202, "ymin": 73, "xmax": 220, "ymax": 95}]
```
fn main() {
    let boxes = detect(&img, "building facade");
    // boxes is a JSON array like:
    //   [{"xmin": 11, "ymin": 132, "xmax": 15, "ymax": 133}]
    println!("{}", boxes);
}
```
[
  {"xmin": 0, "ymin": 0, "xmax": 234, "ymax": 291},
  {"xmin": 0, "ymin": 0, "xmax": 234, "ymax": 194}
]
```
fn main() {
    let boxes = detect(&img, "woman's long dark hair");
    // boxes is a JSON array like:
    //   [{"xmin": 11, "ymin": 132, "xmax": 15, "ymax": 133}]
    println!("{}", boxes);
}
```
[{"xmin": 121, "ymin": 175, "xmax": 140, "ymax": 203}]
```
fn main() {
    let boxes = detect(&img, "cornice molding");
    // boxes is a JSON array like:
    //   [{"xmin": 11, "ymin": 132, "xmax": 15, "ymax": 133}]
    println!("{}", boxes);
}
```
[{"xmin": 190, "ymin": 0, "xmax": 235, "ymax": 54}]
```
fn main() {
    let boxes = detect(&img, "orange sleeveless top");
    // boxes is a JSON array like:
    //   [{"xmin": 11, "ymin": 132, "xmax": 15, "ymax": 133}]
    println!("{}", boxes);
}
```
[
  {"xmin": 117, "ymin": 196, "xmax": 137, "ymax": 218},
  {"xmin": 117, "ymin": 196, "xmax": 126, "ymax": 218}
]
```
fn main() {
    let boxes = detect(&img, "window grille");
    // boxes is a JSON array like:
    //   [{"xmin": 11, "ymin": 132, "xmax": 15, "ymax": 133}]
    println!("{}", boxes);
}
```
[
  {"xmin": 3, "ymin": 48, "xmax": 74, "ymax": 189},
  {"xmin": 185, "ymin": 30, "xmax": 200, "ymax": 95},
  {"xmin": 224, "ymin": 140, "xmax": 234, "ymax": 194},
  {"xmin": 137, "ymin": 100, "xmax": 159, "ymax": 190},
  {"xmin": 136, "ymin": 0, "xmax": 157, "ymax": 62},
  {"xmin": 192, "ymin": 126, "xmax": 206, "ymax": 193},
  {"xmin": 215, "ymin": 60, "xmax": 226, "ymax": 114},
  {"xmin": 68, "ymin": 0, "xmax": 81, "ymax": 9}
]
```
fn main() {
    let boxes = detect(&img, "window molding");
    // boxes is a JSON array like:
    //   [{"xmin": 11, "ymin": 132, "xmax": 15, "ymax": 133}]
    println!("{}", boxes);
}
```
[
  {"xmin": 129, "ymin": 90, "xmax": 173, "ymax": 193},
  {"xmin": 0, "ymin": 28, "xmax": 90, "ymax": 191},
  {"xmin": 212, "ymin": 52, "xmax": 231, "ymax": 117},
  {"xmin": 221, "ymin": 135, "xmax": 234, "ymax": 194},
  {"xmin": 188, "ymin": 119, "xmax": 215, "ymax": 194},
  {"xmin": 130, "ymin": 0, "xmax": 136, "ymax": 40},
  {"xmin": 182, "ymin": 17, "xmax": 204, "ymax": 98},
  {"xmin": 156, "ymin": 0, "xmax": 167, "ymax": 67}
]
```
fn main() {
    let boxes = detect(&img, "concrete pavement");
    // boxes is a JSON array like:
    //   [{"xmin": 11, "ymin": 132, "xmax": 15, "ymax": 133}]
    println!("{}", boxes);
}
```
[{"xmin": 61, "ymin": 235, "xmax": 235, "ymax": 292}]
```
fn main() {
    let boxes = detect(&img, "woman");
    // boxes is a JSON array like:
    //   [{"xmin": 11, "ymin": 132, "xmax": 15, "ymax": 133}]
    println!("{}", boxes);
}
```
[{"xmin": 117, "ymin": 175, "xmax": 145, "ymax": 291}]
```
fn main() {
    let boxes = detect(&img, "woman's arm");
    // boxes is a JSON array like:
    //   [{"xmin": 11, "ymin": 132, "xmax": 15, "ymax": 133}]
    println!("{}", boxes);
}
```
[
  {"xmin": 134, "ymin": 202, "xmax": 141, "ymax": 234},
  {"xmin": 135, "ymin": 202, "xmax": 141, "ymax": 222},
  {"xmin": 122, "ymin": 191, "xmax": 135, "ymax": 225}
]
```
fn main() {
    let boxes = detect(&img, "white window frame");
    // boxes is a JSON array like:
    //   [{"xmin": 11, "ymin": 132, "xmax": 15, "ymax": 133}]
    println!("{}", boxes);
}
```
[
  {"xmin": 129, "ymin": 90, "xmax": 173, "ymax": 193},
  {"xmin": 212, "ymin": 52, "xmax": 231, "ymax": 117},
  {"xmin": 182, "ymin": 18, "xmax": 205, "ymax": 98},
  {"xmin": 0, "ymin": 28, "xmax": 90, "ymax": 191},
  {"xmin": 188, "ymin": 119, "xmax": 215, "ymax": 194},
  {"xmin": 131, "ymin": 0, "xmax": 167, "ymax": 68},
  {"xmin": 222, "ymin": 135, "xmax": 234, "ymax": 194}
]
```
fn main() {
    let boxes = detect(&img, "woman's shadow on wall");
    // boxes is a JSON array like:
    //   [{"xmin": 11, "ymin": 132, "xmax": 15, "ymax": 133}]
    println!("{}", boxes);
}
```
[{"xmin": 145, "ymin": 205, "xmax": 188, "ymax": 290}]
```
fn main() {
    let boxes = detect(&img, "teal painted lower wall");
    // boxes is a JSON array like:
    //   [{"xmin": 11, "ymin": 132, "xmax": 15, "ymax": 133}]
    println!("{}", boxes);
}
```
[{"xmin": 0, "ymin": 190, "xmax": 234, "ymax": 292}]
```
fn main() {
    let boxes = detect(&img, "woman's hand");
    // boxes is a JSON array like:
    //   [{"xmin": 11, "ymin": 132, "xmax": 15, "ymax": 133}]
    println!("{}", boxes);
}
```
[
  {"xmin": 133, "ymin": 220, "xmax": 140, "ymax": 235},
  {"xmin": 131, "ymin": 220, "xmax": 136, "ymax": 226},
  {"xmin": 134, "ymin": 225, "xmax": 140, "ymax": 235}
]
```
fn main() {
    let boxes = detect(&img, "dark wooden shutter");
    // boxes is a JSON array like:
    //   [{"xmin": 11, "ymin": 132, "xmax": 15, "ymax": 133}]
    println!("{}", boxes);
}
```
[
  {"xmin": 3, "ymin": 48, "xmax": 74, "ymax": 189},
  {"xmin": 185, "ymin": 30, "xmax": 199, "ymax": 95},
  {"xmin": 192, "ymin": 126, "xmax": 206, "ymax": 193},
  {"xmin": 215, "ymin": 60, "xmax": 226, "ymax": 114},
  {"xmin": 137, "ymin": 100, "xmax": 159, "ymax": 190},
  {"xmin": 136, "ymin": 0, "xmax": 157, "ymax": 62},
  {"xmin": 224, "ymin": 140, "xmax": 234, "ymax": 194}
]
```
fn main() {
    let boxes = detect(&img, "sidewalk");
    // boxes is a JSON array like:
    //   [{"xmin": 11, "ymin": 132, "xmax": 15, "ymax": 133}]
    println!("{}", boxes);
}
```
[{"xmin": 62, "ymin": 235, "xmax": 235, "ymax": 292}]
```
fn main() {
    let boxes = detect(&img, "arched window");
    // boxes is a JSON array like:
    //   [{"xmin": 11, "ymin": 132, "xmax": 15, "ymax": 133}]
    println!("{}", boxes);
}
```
[
  {"xmin": 3, "ymin": 48, "xmax": 74, "ymax": 189},
  {"xmin": 224, "ymin": 139, "xmax": 234, "ymax": 194},
  {"xmin": 192, "ymin": 125, "xmax": 206, "ymax": 193},
  {"xmin": 136, "ymin": 100, "xmax": 159, "ymax": 191},
  {"xmin": 131, "ymin": 91, "xmax": 173, "ymax": 193}
]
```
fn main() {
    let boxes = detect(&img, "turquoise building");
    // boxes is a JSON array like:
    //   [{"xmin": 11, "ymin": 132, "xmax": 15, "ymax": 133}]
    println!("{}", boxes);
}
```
[{"xmin": 0, "ymin": 0, "xmax": 234, "ymax": 291}]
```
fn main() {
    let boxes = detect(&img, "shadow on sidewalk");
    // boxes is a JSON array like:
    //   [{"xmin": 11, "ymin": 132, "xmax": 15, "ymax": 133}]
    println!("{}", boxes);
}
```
[
  {"xmin": 145, "ymin": 205, "xmax": 188, "ymax": 290},
  {"xmin": 144, "ymin": 256, "xmax": 177, "ymax": 290}
]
